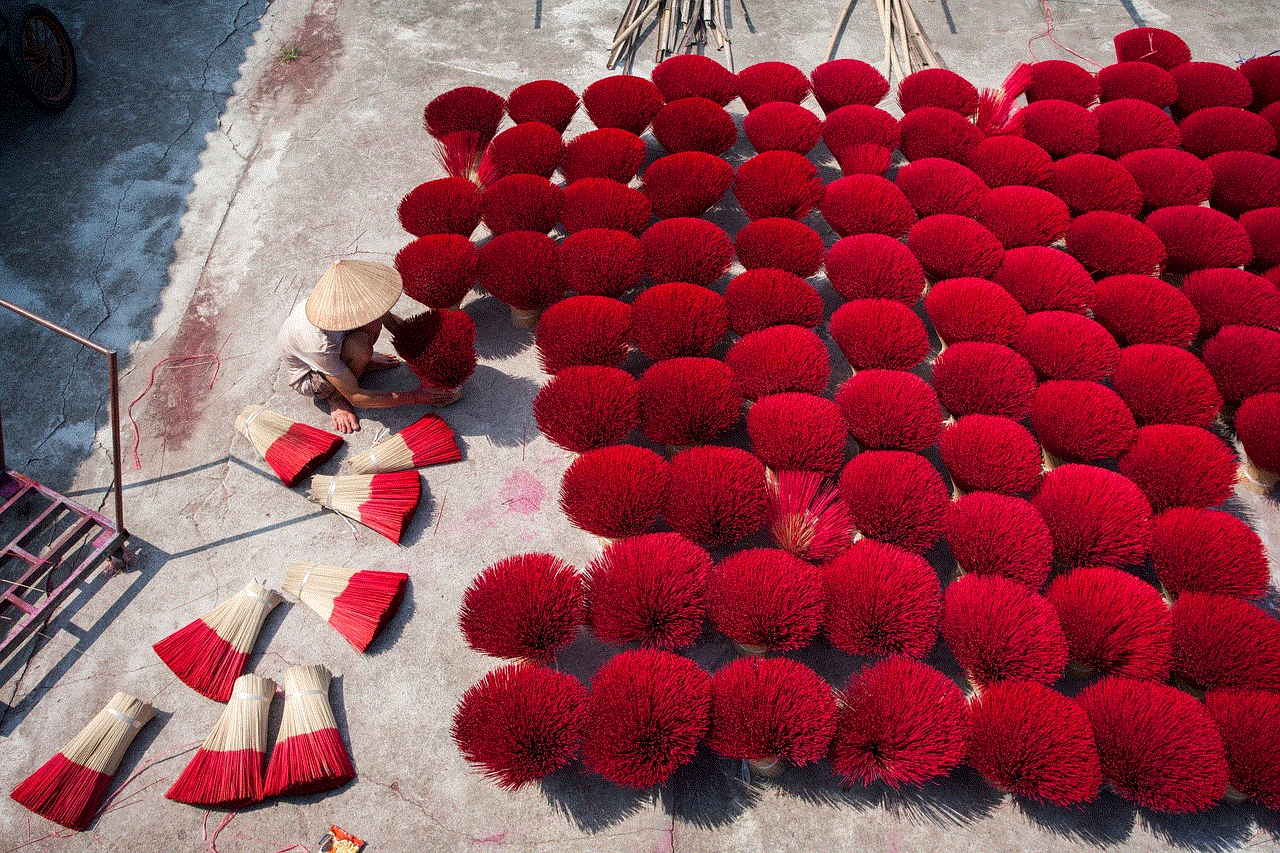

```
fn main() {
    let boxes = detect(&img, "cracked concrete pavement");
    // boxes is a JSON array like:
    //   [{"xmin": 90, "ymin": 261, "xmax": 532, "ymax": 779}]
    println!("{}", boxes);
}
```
[{"xmin": 1, "ymin": 0, "xmax": 1279, "ymax": 850}]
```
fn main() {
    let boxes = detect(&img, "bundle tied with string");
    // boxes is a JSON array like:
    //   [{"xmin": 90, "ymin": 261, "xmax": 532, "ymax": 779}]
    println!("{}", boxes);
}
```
[
  {"xmin": 308, "ymin": 471, "xmax": 422, "ymax": 545},
  {"xmin": 347, "ymin": 414, "xmax": 461, "ymax": 474},
  {"xmin": 152, "ymin": 580, "xmax": 282, "ymax": 702},
  {"xmin": 284, "ymin": 563, "xmax": 409, "ymax": 652},
  {"xmin": 235, "ymin": 405, "xmax": 342, "ymax": 488},
  {"xmin": 10, "ymin": 693, "xmax": 154, "ymax": 831},
  {"xmin": 165, "ymin": 674, "xmax": 274, "ymax": 808},
  {"xmin": 264, "ymin": 664, "xmax": 355, "ymax": 797}
]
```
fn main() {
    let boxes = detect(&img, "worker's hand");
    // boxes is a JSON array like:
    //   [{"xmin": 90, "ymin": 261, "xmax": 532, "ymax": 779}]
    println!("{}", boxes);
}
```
[{"xmin": 405, "ymin": 384, "xmax": 460, "ymax": 406}]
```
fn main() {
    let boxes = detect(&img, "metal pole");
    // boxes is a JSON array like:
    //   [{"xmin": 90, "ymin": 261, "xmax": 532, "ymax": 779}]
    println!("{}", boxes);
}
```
[{"xmin": 107, "ymin": 351, "xmax": 125, "ymax": 537}]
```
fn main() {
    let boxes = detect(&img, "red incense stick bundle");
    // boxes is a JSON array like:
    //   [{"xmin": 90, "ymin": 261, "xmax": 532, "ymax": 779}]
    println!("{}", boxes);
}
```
[
  {"xmin": 476, "ymin": 230, "xmax": 566, "ymax": 324},
  {"xmin": 767, "ymin": 470, "xmax": 855, "ymax": 562},
  {"xmin": 734, "ymin": 218, "xmax": 825, "ymax": 279},
  {"xmin": 262, "ymin": 665, "xmax": 354, "ymax": 797},
  {"xmin": 559, "ymin": 444, "xmax": 669, "ymax": 540},
  {"xmin": 1237, "ymin": 392, "xmax": 1280, "ymax": 492},
  {"xmin": 1172, "ymin": 593, "xmax": 1280, "ymax": 693},
  {"xmin": 1111, "ymin": 343, "xmax": 1222, "ymax": 427},
  {"xmin": 938, "ymin": 414, "xmax": 1043, "ymax": 496},
  {"xmin": 896, "ymin": 158, "xmax": 991, "ymax": 218},
  {"xmin": 1118, "ymin": 424, "xmax": 1237, "ymax": 512},
  {"xmin": 640, "ymin": 218, "xmax": 733, "ymax": 286},
  {"xmin": 742, "ymin": 102, "xmax": 823, "ymax": 154},
  {"xmin": 907, "ymin": 214, "xmax": 1005, "ymax": 281},
  {"xmin": 829, "ymin": 299, "xmax": 929, "ymax": 372},
  {"xmin": 459, "ymin": 553, "xmax": 584, "ymax": 661},
  {"xmin": 479, "ymin": 174, "xmax": 563, "ymax": 236},
  {"xmin": 821, "ymin": 175, "xmax": 917, "ymax": 239},
  {"xmin": 1182, "ymin": 268, "xmax": 1280, "ymax": 338},
  {"xmin": 398, "ymin": 177, "xmax": 482, "ymax": 238},
  {"xmin": 533, "ymin": 365, "xmax": 637, "ymax": 453},
  {"xmin": 1171, "ymin": 61, "xmax": 1252, "ymax": 116},
  {"xmin": 1180, "ymin": 106, "xmax": 1277, "ymax": 158},
  {"xmin": 1150, "ymin": 507, "xmax": 1269, "ymax": 600},
  {"xmin": 1032, "ymin": 464, "xmax": 1153, "ymax": 570},
  {"xmin": 942, "ymin": 573, "xmax": 1068, "ymax": 688},
  {"xmin": 835, "ymin": 369, "xmax": 942, "ymax": 452},
  {"xmin": 630, "ymin": 283, "xmax": 728, "ymax": 360},
  {"xmin": 638, "ymin": 357, "xmax": 742, "ymax": 446},
  {"xmin": 1204, "ymin": 690, "xmax": 1280, "ymax": 809},
  {"xmin": 581, "ymin": 75, "xmax": 665, "ymax": 134},
  {"xmin": 235, "ymin": 406, "xmax": 342, "ymax": 488},
  {"xmin": 1045, "ymin": 566, "xmax": 1172, "ymax": 680},
  {"xmin": 1146, "ymin": 205, "xmax": 1254, "ymax": 272},
  {"xmin": 1008, "ymin": 99, "xmax": 1100, "ymax": 158},
  {"xmin": 747, "ymin": 392, "xmax": 847, "ymax": 475},
  {"xmin": 1113, "ymin": 27, "xmax": 1190, "ymax": 69},
  {"xmin": 153, "ymin": 580, "xmax": 283, "ymax": 702},
  {"xmin": 642, "ymin": 151, "xmax": 734, "ymax": 219},
  {"xmin": 1030, "ymin": 380, "xmax": 1137, "ymax": 465},
  {"xmin": 1048, "ymin": 153, "xmax": 1144, "ymax": 215},
  {"xmin": 348, "ymin": 414, "xmax": 460, "ymax": 474},
  {"xmin": 560, "ymin": 128, "xmax": 646, "ymax": 184},
  {"xmin": 1093, "ymin": 98, "xmax": 1181, "ymax": 156},
  {"xmin": 898, "ymin": 107, "xmax": 983, "ymax": 162},
  {"xmin": 391, "ymin": 309, "xmax": 476, "ymax": 395},
  {"xmin": 737, "ymin": 61, "xmax": 810, "ymax": 110},
  {"xmin": 506, "ymin": 79, "xmax": 579, "ymax": 132},
  {"xmin": 708, "ymin": 548, "xmax": 825, "ymax": 653},
  {"xmin": 307, "ymin": 471, "xmax": 421, "ymax": 545},
  {"xmin": 1092, "ymin": 274, "xmax": 1199, "ymax": 347},
  {"xmin": 734, "ymin": 151, "xmax": 824, "ymax": 221},
  {"xmin": 560, "ymin": 178, "xmax": 652, "ymax": 235},
  {"xmin": 1202, "ymin": 324, "xmax": 1280, "ymax": 404},
  {"xmin": 651, "ymin": 53, "xmax": 738, "ymax": 105},
  {"xmin": 838, "ymin": 450, "xmax": 949, "ymax": 553},
  {"xmin": 1026, "ymin": 59, "xmax": 1099, "ymax": 106},
  {"xmin": 395, "ymin": 233, "xmax": 477, "ymax": 309},
  {"xmin": 1207, "ymin": 150, "xmax": 1280, "ymax": 215},
  {"xmin": 664, "ymin": 446, "xmax": 770, "ymax": 549},
  {"xmin": 725, "ymin": 325, "xmax": 830, "ymax": 401},
  {"xmin": 724, "ymin": 269, "xmax": 823, "ymax": 336},
  {"xmin": 898, "ymin": 68, "xmax": 979, "ymax": 116},
  {"xmin": 166, "ymin": 674, "xmax": 274, "ymax": 808},
  {"xmin": 585, "ymin": 533, "xmax": 710, "ymax": 651},
  {"xmin": 651, "ymin": 97, "xmax": 736, "ymax": 155},
  {"xmin": 534, "ymin": 295, "xmax": 631, "ymax": 374},
  {"xmin": 1063, "ymin": 211, "xmax": 1166, "ymax": 277},
  {"xmin": 1013, "ymin": 311, "xmax": 1119, "ymax": 382},
  {"xmin": 944, "ymin": 492, "xmax": 1053, "ymax": 587},
  {"xmin": 283, "ymin": 563, "xmax": 409, "ymax": 653},
  {"xmin": 10, "ymin": 693, "xmax": 154, "ymax": 831},
  {"xmin": 992, "ymin": 245, "xmax": 1095, "ymax": 315},
  {"xmin": 826, "ymin": 233, "xmax": 926, "ymax": 304},
  {"xmin": 556, "ymin": 227, "xmax": 644, "ymax": 298},
  {"xmin": 962, "ymin": 135, "xmax": 1054, "ymax": 188},
  {"xmin": 975, "ymin": 63, "xmax": 1034, "ymax": 134},
  {"xmin": 924, "ymin": 277, "xmax": 1027, "ymax": 347},
  {"xmin": 1098, "ymin": 61, "xmax": 1178, "ymax": 106},
  {"xmin": 822, "ymin": 104, "xmax": 901, "ymax": 156},
  {"xmin": 976, "ymin": 185, "xmax": 1070, "ymax": 249},
  {"xmin": 424, "ymin": 86, "xmax": 505, "ymax": 146},
  {"xmin": 824, "ymin": 539, "xmax": 942, "ymax": 658},
  {"xmin": 812, "ymin": 58, "xmax": 889, "ymax": 113},
  {"xmin": 483, "ymin": 122, "xmax": 565, "ymax": 181},
  {"xmin": 1119, "ymin": 148, "xmax": 1213, "ymax": 209},
  {"xmin": 932, "ymin": 342, "xmax": 1037, "ymax": 419}
]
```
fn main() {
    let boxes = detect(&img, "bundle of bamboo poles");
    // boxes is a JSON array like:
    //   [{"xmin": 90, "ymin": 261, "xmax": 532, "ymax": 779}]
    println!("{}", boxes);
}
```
[
  {"xmin": 872, "ymin": 0, "xmax": 942, "ymax": 79},
  {"xmin": 609, "ymin": 0, "xmax": 745, "ymax": 70}
]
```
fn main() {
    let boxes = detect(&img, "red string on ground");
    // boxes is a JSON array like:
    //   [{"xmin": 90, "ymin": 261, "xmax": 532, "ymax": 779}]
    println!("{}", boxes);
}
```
[
  {"xmin": 205, "ymin": 811, "xmax": 237, "ymax": 852},
  {"xmin": 1028, "ymin": 0, "xmax": 1103, "ymax": 67},
  {"xmin": 127, "ymin": 354, "xmax": 222, "ymax": 470}
]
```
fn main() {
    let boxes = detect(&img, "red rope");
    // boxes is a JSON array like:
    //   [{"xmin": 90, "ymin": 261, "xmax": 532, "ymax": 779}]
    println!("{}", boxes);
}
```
[
  {"xmin": 127, "ymin": 354, "xmax": 221, "ymax": 469},
  {"xmin": 1028, "ymin": 0, "xmax": 1103, "ymax": 68}
]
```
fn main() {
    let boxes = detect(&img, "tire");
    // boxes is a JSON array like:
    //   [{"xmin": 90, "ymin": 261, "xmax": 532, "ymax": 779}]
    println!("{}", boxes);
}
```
[{"xmin": 8, "ymin": 4, "xmax": 76, "ymax": 112}]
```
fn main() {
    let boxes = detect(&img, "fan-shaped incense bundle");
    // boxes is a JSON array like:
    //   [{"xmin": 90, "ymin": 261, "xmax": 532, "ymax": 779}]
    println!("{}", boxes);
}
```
[
  {"xmin": 263, "ymin": 665, "xmax": 355, "ymax": 797},
  {"xmin": 391, "ymin": 309, "xmax": 476, "ymax": 394},
  {"xmin": 460, "ymin": 553, "xmax": 584, "ymax": 661},
  {"xmin": 10, "ymin": 693, "xmax": 154, "ymax": 831},
  {"xmin": 166, "ymin": 674, "xmax": 274, "ymax": 807},
  {"xmin": 767, "ymin": 470, "xmax": 855, "ymax": 563},
  {"xmin": 347, "ymin": 414, "xmax": 460, "ymax": 474},
  {"xmin": 152, "ymin": 580, "xmax": 282, "ymax": 702},
  {"xmin": 283, "ymin": 563, "xmax": 409, "ymax": 652},
  {"xmin": 235, "ymin": 406, "xmax": 342, "ymax": 487},
  {"xmin": 308, "ymin": 471, "xmax": 421, "ymax": 545}
]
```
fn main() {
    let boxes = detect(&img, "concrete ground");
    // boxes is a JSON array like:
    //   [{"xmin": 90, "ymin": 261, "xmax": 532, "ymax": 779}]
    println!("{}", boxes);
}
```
[{"xmin": 0, "ymin": 0, "xmax": 1278, "ymax": 850}]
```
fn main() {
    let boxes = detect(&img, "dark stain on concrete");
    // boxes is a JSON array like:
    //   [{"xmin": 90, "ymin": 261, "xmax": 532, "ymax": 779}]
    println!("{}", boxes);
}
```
[
  {"xmin": 148, "ymin": 285, "xmax": 220, "ymax": 451},
  {"xmin": 252, "ymin": 0, "xmax": 343, "ymax": 111}
]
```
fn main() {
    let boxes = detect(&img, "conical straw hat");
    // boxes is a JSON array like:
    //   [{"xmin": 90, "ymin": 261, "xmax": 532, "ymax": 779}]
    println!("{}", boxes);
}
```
[{"xmin": 305, "ymin": 259, "xmax": 403, "ymax": 332}]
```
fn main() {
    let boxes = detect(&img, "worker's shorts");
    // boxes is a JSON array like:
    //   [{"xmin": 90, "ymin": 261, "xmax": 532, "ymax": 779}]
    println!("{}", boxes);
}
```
[{"xmin": 294, "ymin": 371, "xmax": 335, "ymax": 399}]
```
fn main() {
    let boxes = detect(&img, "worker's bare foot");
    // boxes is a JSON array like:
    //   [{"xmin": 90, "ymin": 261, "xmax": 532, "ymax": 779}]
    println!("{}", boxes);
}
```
[
  {"xmin": 329, "ymin": 396, "xmax": 360, "ymax": 433},
  {"xmin": 365, "ymin": 353, "xmax": 400, "ymax": 372}
]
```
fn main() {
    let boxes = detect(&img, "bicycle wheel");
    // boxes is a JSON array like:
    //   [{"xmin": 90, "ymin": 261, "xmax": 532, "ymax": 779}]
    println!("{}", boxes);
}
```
[{"xmin": 9, "ymin": 4, "xmax": 76, "ymax": 111}]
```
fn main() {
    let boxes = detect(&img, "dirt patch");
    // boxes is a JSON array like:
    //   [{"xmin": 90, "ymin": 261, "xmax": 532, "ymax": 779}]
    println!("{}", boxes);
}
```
[
  {"xmin": 146, "ymin": 286, "xmax": 220, "ymax": 452},
  {"xmin": 252, "ymin": 0, "xmax": 343, "ymax": 111}
]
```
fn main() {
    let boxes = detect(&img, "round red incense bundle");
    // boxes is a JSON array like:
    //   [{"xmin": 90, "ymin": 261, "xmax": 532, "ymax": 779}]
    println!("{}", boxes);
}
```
[
  {"xmin": 1118, "ymin": 424, "xmax": 1237, "ymax": 512},
  {"xmin": 638, "ymin": 357, "xmax": 742, "ymax": 446},
  {"xmin": 1027, "ymin": 59, "xmax": 1099, "ymax": 105},
  {"xmin": 476, "ymin": 230, "xmax": 565, "ymax": 317},
  {"xmin": 1112, "ymin": 343, "xmax": 1222, "ymax": 427},
  {"xmin": 962, "ymin": 135, "xmax": 1054, "ymax": 188},
  {"xmin": 724, "ymin": 269, "xmax": 823, "ymax": 336},
  {"xmin": 1173, "ymin": 593, "xmax": 1280, "ymax": 693},
  {"xmin": 939, "ymin": 414, "xmax": 1043, "ymax": 495},
  {"xmin": 581, "ymin": 75, "xmax": 665, "ymax": 134},
  {"xmin": 506, "ymin": 79, "xmax": 578, "ymax": 132},
  {"xmin": 1097, "ymin": 60, "xmax": 1178, "ymax": 105},
  {"xmin": 708, "ymin": 549, "xmax": 825, "ymax": 651},
  {"xmin": 640, "ymin": 218, "xmax": 732, "ymax": 286},
  {"xmin": 1241, "ymin": 207, "xmax": 1280, "ymax": 267},
  {"xmin": 897, "ymin": 106, "xmax": 985, "ymax": 162},
  {"xmin": 976, "ymin": 185, "xmax": 1069, "ymax": 249},
  {"xmin": 747, "ymin": 392, "xmax": 847, "ymax": 474},
  {"xmin": 1013, "ymin": 311, "xmax": 1120, "ymax": 381},
  {"xmin": 838, "ymin": 450, "xmax": 949, "ymax": 553},
  {"xmin": 1008, "ymin": 99, "xmax": 1100, "ymax": 158},
  {"xmin": 585, "ymin": 532, "xmax": 710, "ymax": 650},
  {"xmin": 533, "ymin": 365, "xmax": 638, "ymax": 452},
  {"xmin": 734, "ymin": 218, "xmax": 825, "ymax": 278},
  {"xmin": 581, "ymin": 648, "xmax": 710, "ymax": 788},
  {"xmin": 1171, "ymin": 61, "xmax": 1252, "ymax": 117},
  {"xmin": 829, "ymin": 656, "xmax": 970, "ymax": 788},
  {"xmin": 1183, "ymin": 268, "xmax": 1280, "ymax": 337},
  {"xmin": 734, "ymin": 151, "xmax": 824, "ymax": 221},
  {"xmin": 1031, "ymin": 464, "xmax": 1153, "ymax": 569},
  {"xmin": 1078, "ymin": 676, "xmax": 1228, "ymax": 813},
  {"xmin": 943, "ymin": 573, "xmax": 1068, "ymax": 688},
  {"xmin": 1151, "ymin": 506, "xmax": 1269, "ymax": 599},
  {"xmin": 1241, "ymin": 54, "xmax": 1280, "ymax": 109},
  {"xmin": 835, "ymin": 143, "xmax": 893, "ymax": 177},
  {"xmin": 534, "ymin": 296, "xmax": 631, "ymax": 374},
  {"xmin": 1205, "ymin": 690, "xmax": 1280, "ymax": 809},
  {"xmin": 932, "ymin": 341, "xmax": 1037, "ymax": 418},
  {"xmin": 1045, "ymin": 566, "xmax": 1171, "ymax": 680},
  {"xmin": 944, "ymin": 492, "xmax": 1052, "ymax": 587},
  {"xmin": 967, "ymin": 681, "xmax": 1103, "ymax": 805},
  {"xmin": 391, "ymin": 309, "xmax": 477, "ymax": 392},
  {"xmin": 825, "ymin": 233, "xmax": 925, "ymax": 303},
  {"xmin": 725, "ymin": 325, "xmax": 830, "ymax": 400},
  {"xmin": 559, "ymin": 444, "xmax": 668, "ymax": 539},
  {"xmin": 992, "ymin": 245, "xmax": 1095, "ymax": 314},
  {"xmin": 395, "ymin": 234, "xmax": 476, "ymax": 309},
  {"xmin": 1145, "ymin": 205, "xmax": 1253, "ymax": 272},
  {"xmin": 737, "ymin": 61, "xmax": 811, "ymax": 110},
  {"xmin": 452, "ymin": 662, "xmax": 586, "ymax": 790},
  {"xmin": 479, "ymin": 174, "xmax": 563, "ymax": 235},
  {"xmin": 821, "ymin": 104, "xmax": 901, "ymax": 155},
  {"xmin": 1206, "ymin": 150, "xmax": 1280, "ymax": 215},
  {"xmin": 1064, "ymin": 211, "xmax": 1166, "ymax": 276},
  {"xmin": 165, "ymin": 674, "xmax": 273, "ymax": 808},
  {"xmin": 1118, "ymin": 148, "xmax": 1213, "ymax": 210},
  {"xmin": 459, "ymin": 553, "xmax": 584, "ymax": 661},
  {"xmin": 823, "ymin": 539, "xmax": 942, "ymax": 658},
  {"xmin": 1093, "ymin": 274, "xmax": 1199, "ymax": 347},
  {"xmin": 1237, "ymin": 392, "xmax": 1280, "ymax": 490},
  {"xmin": 1092, "ymin": 98, "xmax": 1181, "ymax": 157},
  {"xmin": 484, "ymin": 122, "xmax": 565, "ymax": 181},
  {"xmin": 561, "ymin": 128, "xmax": 646, "ymax": 184},
  {"xmin": 820, "ymin": 175, "xmax": 917, "ymax": 239},
  {"xmin": 1112, "ymin": 27, "xmax": 1191, "ymax": 69},
  {"xmin": 835, "ymin": 370, "xmax": 941, "ymax": 452},
  {"xmin": 812, "ymin": 58, "xmax": 889, "ymax": 113},
  {"xmin": 1047, "ymin": 153, "xmax": 1144, "ymax": 215},
  {"xmin": 559, "ymin": 178, "xmax": 652, "ymax": 235},
  {"xmin": 630, "ymin": 282, "xmax": 728, "ymax": 360},
  {"xmin": 652, "ymin": 53, "xmax": 738, "ymax": 105},
  {"xmin": 642, "ymin": 151, "xmax": 734, "ymax": 219},
  {"xmin": 424, "ymin": 86, "xmax": 505, "ymax": 145},
  {"xmin": 398, "ymin": 177, "xmax": 482, "ymax": 238},
  {"xmin": 1031, "ymin": 380, "xmax": 1137, "ymax": 465},
  {"xmin": 664, "ymin": 446, "xmax": 769, "ymax": 549},
  {"xmin": 907, "ymin": 214, "xmax": 1005, "ymax": 281},
  {"xmin": 556, "ymin": 228, "xmax": 643, "ymax": 298},
  {"xmin": 1202, "ymin": 324, "xmax": 1280, "ymax": 403},
  {"xmin": 1265, "ymin": 104, "xmax": 1280, "ymax": 148},
  {"xmin": 742, "ymin": 102, "xmax": 823, "ymax": 154},
  {"xmin": 898, "ymin": 68, "xmax": 979, "ymax": 115},
  {"xmin": 707, "ymin": 658, "xmax": 836, "ymax": 772},
  {"xmin": 1181, "ymin": 106, "xmax": 1277, "ymax": 157},
  {"xmin": 651, "ymin": 97, "xmax": 737, "ymax": 155},
  {"xmin": 924, "ymin": 277, "xmax": 1027, "ymax": 346},
  {"xmin": 895, "ymin": 158, "xmax": 991, "ymax": 218},
  {"xmin": 829, "ymin": 299, "xmax": 929, "ymax": 371},
  {"xmin": 768, "ymin": 470, "xmax": 856, "ymax": 561}
]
